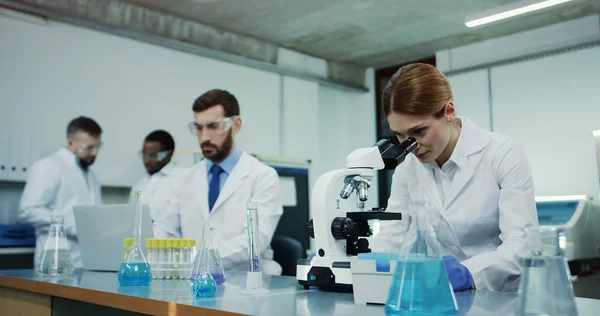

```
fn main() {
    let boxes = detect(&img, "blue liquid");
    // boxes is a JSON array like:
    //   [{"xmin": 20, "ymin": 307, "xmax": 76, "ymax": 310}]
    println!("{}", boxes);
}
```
[
  {"xmin": 385, "ymin": 257, "xmax": 458, "ymax": 316},
  {"xmin": 192, "ymin": 274, "xmax": 217, "ymax": 297},
  {"xmin": 117, "ymin": 262, "xmax": 152, "ymax": 286},
  {"xmin": 212, "ymin": 273, "xmax": 226, "ymax": 285}
]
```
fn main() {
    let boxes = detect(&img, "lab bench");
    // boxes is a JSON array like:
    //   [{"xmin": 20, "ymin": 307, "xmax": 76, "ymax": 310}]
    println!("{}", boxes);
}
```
[{"xmin": 1, "ymin": 269, "xmax": 600, "ymax": 316}]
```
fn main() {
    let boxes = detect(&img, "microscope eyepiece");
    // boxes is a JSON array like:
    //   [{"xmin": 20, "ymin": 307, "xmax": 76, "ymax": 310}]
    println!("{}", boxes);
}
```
[{"xmin": 376, "ymin": 137, "xmax": 418, "ymax": 170}]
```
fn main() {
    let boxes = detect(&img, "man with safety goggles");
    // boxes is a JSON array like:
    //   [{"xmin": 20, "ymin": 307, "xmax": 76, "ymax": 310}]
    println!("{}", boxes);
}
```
[
  {"xmin": 19, "ymin": 116, "xmax": 103, "ymax": 269},
  {"xmin": 129, "ymin": 130, "xmax": 183, "ymax": 238},
  {"xmin": 161, "ymin": 89, "xmax": 284, "ymax": 275}
]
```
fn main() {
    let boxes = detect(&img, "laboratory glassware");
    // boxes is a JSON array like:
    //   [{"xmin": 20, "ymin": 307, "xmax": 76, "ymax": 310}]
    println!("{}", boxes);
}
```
[
  {"xmin": 243, "ymin": 202, "xmax": 269, "ymax": 293},
  {"xmin": 208, "ymin": 227, "xmax": 226, "ymax": 284},
  {"xmin": 191, "ymin": 221, "xmax": 217, "ymax": 297},
  {"xmin": 37, "ymin": 214, "xmax": 75, "ymax": 276},
  {"xmin": 516, "ymin": 226, "xmax": 578, "ymax": 316},
  {"xmin": 385, "ymin": 200, "xmax": 458, "ymax": 315},
  {"xmin": 117, "ymin": 191, "xmax": 152, "ymax": 286}
]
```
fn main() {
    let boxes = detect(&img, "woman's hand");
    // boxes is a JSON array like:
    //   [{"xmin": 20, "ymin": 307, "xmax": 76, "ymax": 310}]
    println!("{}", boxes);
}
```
[{"xmin": 443, "ymin": 255, "xmax": 474, "ymax": 291}]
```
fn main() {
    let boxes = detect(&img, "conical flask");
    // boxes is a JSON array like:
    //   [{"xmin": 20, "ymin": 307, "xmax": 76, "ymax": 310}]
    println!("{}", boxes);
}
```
[
  {"xmin": 516, "ymin": 226, "xmax": 578, "ymax": 316},
  {"xmin": 117, "ymin": 191, "xmax": 152, "ymax": 286},
  {"xmin": 207, "ymin": 227, "xmax": 226, "ymax": 285},
  {"xmin": 385, "ymin": 200, "xmax": 458, "ymax": 315},
  {"xmin": 37, "ymin": 215, "xmax": 74, "ymax": 276},
  {"xmin": 191, "ymin": 221, "xmax": 217, "ymax": 297}
]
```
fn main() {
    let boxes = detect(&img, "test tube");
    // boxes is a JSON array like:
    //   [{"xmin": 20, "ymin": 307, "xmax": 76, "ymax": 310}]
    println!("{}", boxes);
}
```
[
  {"xmin": 123, "ymin": 238, "xmax": 133, "ymax": 260},
  {"xmin": 151, "ymin": 239, "xmax": 159, "ymax": 279},
  {"xmin": 146, "ymin": 238, "xmax": 153, "ymax": 277},
  {"xmin": 165, "ymin": 239, "xmax": 173, "ymax": 279},
  {"xmin": 158, "ymin": 239, "xmax": 166, "ymax": 279},
  {"xmin": 180, "ymin": 239, "xmax": 188, "ymax": 279},
  {"xmin": 247, "ymin": 202, "xmax": 261, "ymax": 273},
  {"xmin": 172, "ymin": 239, "xmax": 180, "ymax": 279}
]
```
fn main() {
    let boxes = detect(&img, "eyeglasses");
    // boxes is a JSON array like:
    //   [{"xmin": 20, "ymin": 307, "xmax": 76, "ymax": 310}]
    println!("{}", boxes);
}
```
[
  {"xmin": 188, "ymin": 116, "xmax": 236, "ymax": 137},
  {"xmin": 138, "ymin": 150, "xmax": 171, "ymax": 162},
  {"xmin": 75, "ymin": 142, "xmax": 103, "ymax": 154}
]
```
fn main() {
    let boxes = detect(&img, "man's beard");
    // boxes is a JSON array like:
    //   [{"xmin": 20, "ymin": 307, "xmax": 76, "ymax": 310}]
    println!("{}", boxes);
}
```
[
  {"xmin": 77, "ymin": 157, "xmax": 95, "ymax": 170},
  {"xmin": 201, "ymin": 130, "xmax": 233, "ymax": 163}
]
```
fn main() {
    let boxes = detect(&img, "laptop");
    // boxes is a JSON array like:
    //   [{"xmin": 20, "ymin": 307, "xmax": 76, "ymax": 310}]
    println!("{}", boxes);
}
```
[{"xmin": 73, "ymin": 204, "xmax": 154, "ymax": 272}]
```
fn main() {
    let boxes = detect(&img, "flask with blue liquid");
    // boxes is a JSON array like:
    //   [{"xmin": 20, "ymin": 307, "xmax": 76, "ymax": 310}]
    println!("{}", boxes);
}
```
[
  {"xmin": 191, "ymin": 221, "xmax": 217, "ymax": 297},
  {"xmin": 118, "ymin": 191, "xmax": 152, "ymax": 286},
  {"xmin": 385, "ymin": 200, "xmax": 458, "ymax": 315}
]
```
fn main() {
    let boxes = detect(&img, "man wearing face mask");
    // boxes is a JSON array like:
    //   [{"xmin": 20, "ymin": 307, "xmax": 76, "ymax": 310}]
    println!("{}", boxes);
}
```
[
  {"xmin": 162, "ymin": 89, "xmax": 283, "ymax": 275},
  {"xmin": 129, "ymin": 130, "xmax": 182, "ymax": 237},
  {"xmin": 19, "ymin": 116, "xmax": 103, "ymax": 268}
]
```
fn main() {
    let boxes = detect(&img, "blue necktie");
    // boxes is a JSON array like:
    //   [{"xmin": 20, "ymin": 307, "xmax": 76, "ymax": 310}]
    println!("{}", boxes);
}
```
[{"xmin": 208, "ymin": 164, "xmax": 224, "ymax": 212}]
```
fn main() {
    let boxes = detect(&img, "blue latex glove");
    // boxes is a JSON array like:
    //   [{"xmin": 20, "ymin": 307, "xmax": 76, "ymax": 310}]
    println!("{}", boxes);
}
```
[
  {"xmin": 309, "ymin": 252, "xmax": 316, "ymax": 260},
  {"xmin": 443, "ymin": 255, "xmax": 473, "ymax": 292}
]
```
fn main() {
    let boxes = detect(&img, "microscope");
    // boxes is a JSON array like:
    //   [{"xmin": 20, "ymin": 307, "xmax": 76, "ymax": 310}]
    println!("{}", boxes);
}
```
[{"xmin": 296, "ymin": 137, "xmax": 417, "ymax": 291}]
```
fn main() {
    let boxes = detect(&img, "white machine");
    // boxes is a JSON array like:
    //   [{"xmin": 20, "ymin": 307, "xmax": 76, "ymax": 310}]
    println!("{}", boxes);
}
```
[
  {"xmin": 296, "ymin": 137, "xmax": 417, "ymax": 291},
  {"xmin": 74, "ymin": 204, "xmax": 154, "ymax": 271},
  {"xmin": 536, "ymin": 196, "xmax": 600, "ymax": 276}
]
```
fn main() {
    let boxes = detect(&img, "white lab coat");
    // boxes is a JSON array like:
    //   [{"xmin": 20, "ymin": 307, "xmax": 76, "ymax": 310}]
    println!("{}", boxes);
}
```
[
  {"xmin": 161, "ymin": 151, "xmax": 284, "ymax": 275},
  {"xmin": 372, "ymin": 117, "xmax": 539, "ymax": 292},
  {"xmin": 129, "ymin": 161, "xmax": 183, "ymax": 238},
  {"xmin": 19, "ymin": 148, "xmax": 102, "ymax": 268}
]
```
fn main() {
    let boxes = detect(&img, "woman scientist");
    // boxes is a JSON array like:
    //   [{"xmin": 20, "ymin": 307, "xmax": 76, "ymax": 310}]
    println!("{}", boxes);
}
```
[{"xmin": 372, "ymin": 63, "xmax": 539, "ymax": 292}]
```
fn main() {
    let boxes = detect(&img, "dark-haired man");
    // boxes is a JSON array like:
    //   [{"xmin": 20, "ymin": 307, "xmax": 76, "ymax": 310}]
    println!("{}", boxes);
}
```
[
  {"xmin": 162, "ymin": 89, "xmax": 283, "ymax": 275},
  {"xmin": 19, "ymin": 116, "xmax": 103, "ymax": 268},
  {"xmin": 129, "ymin": 130, "xmax": 182, "ymax": 237}
]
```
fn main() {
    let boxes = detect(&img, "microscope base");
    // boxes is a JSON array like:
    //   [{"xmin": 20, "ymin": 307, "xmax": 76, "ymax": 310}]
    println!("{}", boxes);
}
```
[{"xmin": 296, "ymin": 259, "xmax": 353, "ymax": 292}]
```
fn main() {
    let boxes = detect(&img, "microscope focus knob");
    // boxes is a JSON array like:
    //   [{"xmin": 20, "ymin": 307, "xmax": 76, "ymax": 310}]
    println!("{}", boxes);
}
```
[{"xmin": 331, "ymin": 217, "xmax": 354, "ymax": 240}]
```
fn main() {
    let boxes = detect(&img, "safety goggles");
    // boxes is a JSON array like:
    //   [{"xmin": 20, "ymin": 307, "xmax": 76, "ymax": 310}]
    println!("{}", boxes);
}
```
[
  {"xmin": 139, "ymin": 150, "xmax": 171, "ymax": 162},
  {"xmin": 75, "ymin": 142, "xmax": 103, "ymax": 154},
  {"xmin": 188, "ymin": 116, "xmax": 236, "ymax": 137}
]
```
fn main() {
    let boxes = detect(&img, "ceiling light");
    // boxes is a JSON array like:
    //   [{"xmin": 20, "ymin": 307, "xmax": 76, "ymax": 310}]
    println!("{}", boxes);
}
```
[
  {"xmin": 593, "ymin": 130, "xmax": 600, "ymax": 137},
  {"xmin": 465, "ymin": 0, "xmax": 572, "ymax": 28},
  {"xmin": 535, "ymin": 195, "xmax": 587, "ymax": 202}
]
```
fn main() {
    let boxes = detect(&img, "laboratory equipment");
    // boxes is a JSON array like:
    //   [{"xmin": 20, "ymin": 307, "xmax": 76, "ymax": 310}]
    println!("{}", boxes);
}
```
[
  {"xmin": 117, "ymin": 191, "xmax": 152, "ymax": 286},
  {"xmin": 535, "ymin": 197, "xmax": 600, "ymax": 262},
  {"xmin": 208, "ymin": 227, "xmax": 226, "ymax": 284},
  {"xmin": 124, "ymin": 238, "xmax": 134, "ymax": 260},
  {"xmin": 516, "ymin": 226, "xmax": 578, "ymax": 315},
  {"xmin": 37, "ymin": 215, "xmax": 74, "ymax": 276},
  {"xmin": 172, "ymin": 239, "xmax": 180, "ymax": 279},
  {"xmin": 165, "ymin": 239, "xmax": 174, "ymax": 279},
  {"xmin": 191, "ymin": 221, "xmax": 217, "ymax": 297},
  {"xmin": 244, "ymin": 202, "xmax": 269, "ymax": 293},
  {"xmin": 384, "ymin": 201, "xmax": 458, "ymax": 315},
  {"xmin": 297, "ymin": 137, "xmax": 416, "ymax": 290}
]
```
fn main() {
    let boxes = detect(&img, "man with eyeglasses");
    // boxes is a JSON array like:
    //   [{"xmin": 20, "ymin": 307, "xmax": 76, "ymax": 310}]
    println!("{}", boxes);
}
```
[
  {"xmin": 129, "ymin": 130, "xmax": 182, "ymax": 237},
  {"xmin": 19, "ymin": 116, "xmax": 103, "ymax": 269},
  {"xmin": 162, "ymin": 89, "xmax": 283, "ymax": 275}
]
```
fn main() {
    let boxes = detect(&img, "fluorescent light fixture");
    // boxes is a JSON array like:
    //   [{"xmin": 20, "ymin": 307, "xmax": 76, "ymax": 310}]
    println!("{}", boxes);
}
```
[
  {"xmin": 465, "ymin": 0, "xmax": 572, "ymax": 28},
  {"xmin": 535, "ymin": 195, "xmax": 587, "ymax": 202},
  {"xmin": 593, "ymin": 130, "xmax": 600, "ymax": 137}
]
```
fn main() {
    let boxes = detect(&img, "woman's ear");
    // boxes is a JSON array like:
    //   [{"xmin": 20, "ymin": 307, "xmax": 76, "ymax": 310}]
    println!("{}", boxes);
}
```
[{"xmin": 445, "ymin": 101, "xmax": 456, "ymax": 122}]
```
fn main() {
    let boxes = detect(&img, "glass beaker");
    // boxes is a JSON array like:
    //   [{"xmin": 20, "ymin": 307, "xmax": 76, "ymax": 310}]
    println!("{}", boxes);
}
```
[
  {"xmin": 37, "ymin": 215, "xmax": 75, "ymax": 276},
  {"xmin": 118, "ymin": 191, "xmax": 152, "ymax": 286},
  {"xmin": 191, "ymin": 221, "xmax": 217, "ymax": 297},
  {"xmin": 516, "ymin": 226, "xmax": 578, "ymax": 316},
  {"xmin": 385, "ymin": 200, "xmax": 458, "ymax": 316}
]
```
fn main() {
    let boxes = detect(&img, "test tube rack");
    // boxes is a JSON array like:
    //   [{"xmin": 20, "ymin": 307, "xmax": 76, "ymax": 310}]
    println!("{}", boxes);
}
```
[{"xmin": 123, "ymin": 238, "xmax": 197, "ymax": 280}]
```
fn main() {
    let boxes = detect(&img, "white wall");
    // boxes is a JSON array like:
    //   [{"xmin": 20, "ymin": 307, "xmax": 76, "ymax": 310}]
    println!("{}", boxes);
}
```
[
  {"xmin": 437, "ymin": 14, "xmax": 600, "ymax": 73},
  {"xmin": 316, "ymin": 68, "xmax": 379, "ymax": 212},
  {"xmin": 0, "ymin": 14, "xmax": 377, "ymax": 222},
  {"xmin": 441, "ymin": 14, "xmax": 600, "ymax": 199},
  {"xmin": 492, "ymin": 46, "xmax": 600, "ymax": 197}
]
